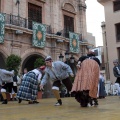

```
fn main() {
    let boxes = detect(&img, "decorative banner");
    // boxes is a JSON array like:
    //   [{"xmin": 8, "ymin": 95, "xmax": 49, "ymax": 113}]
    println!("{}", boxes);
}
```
[
  {"xmin": 32, "ymin": 22, "xmax": 46, "ymax": 48},
  {"xmin": 0, "ymin": 13, "xmax": 5, "ymax": 43},
  {"xmin": 69, "ymin": 32, "xmax": 80, "ymax": 53}
]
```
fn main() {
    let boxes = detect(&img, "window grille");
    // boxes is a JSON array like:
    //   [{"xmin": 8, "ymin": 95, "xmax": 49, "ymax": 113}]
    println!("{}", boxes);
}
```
[
  {"xmin": 115, "ymin": 23, "xmax": 120, "ymax": 42},
  {"xmin": 28, "ymin": 3, "xmax": 42, "ymax": 29},
  {"xmin": 113, "ymin": 1, "xmax": 120, "ymax": 11},
  {"xmin": 64, "ymin": 15, "xmax": 74, "ymax": 38}
]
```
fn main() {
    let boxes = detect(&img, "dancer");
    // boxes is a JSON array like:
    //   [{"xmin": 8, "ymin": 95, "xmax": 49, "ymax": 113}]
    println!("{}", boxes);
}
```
[
  {"xmin": 17, "ymin": 66, "xmax": 45, "ymax": 104},
  {"xmin": 0, "ymin": 69, "xmax": 14, "ymax": 104},
  {"xmin": 71, "ymin": 51, "xmax": 100, "ymax": 107},
  {"xmin": 40, "ymin": 56, "xmax": 74, "ymax": 106}
]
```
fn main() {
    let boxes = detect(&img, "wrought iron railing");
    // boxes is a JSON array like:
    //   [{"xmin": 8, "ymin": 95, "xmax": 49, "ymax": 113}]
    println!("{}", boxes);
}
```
[
  {"xmin": 4, "ymin": 13, "xmax": 52, "ymax": 34},
  {"xmin": 5, "ymin": 14, "xmax": 27, "ymax": 28},
  {"xmin": 4, "ymin": 13, "xmax": 82, "ymax": 40},
  {"xmin": 58, "ymin": 29, "xmax": 82, "ymax": 41}
]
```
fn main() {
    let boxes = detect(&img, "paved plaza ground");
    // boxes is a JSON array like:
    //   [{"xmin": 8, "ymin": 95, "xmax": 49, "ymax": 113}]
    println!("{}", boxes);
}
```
[{"xmin": 0, "ymin": 96, "xmax": 120, "ymax": 120}]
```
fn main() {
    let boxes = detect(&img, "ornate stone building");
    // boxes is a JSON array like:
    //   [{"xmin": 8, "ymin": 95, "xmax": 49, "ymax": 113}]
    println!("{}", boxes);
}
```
[{"xmin": 0, "ymin": 0, "xmax": 89, "ymax": 97}]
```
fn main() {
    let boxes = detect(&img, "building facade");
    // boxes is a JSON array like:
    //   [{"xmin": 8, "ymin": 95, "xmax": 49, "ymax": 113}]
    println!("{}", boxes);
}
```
[
  {"xmin": 0, "ymin": 0, "xmax": 90, "ymax": 97},
  {"xmin": 98, "ymin": 0, "xmax": 120, "ymax": 83},
  {"xmin": 86, "ymin": 32, "xmax": 96, "ymax": 48},
  {"xmin": 0, "ymin": 0, "xmax": 89, "ymax": 71}
]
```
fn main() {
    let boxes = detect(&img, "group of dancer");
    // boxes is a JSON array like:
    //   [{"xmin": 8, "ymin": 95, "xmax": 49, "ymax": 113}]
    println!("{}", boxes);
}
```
[{"xmin": 0, "ymin": 50, "xmax": 105, "ymax": 107}]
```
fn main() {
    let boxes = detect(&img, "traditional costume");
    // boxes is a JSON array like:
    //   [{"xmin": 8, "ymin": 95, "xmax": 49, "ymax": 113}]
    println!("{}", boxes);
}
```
[
  {"xmin": 97, "ymin": 73, "xmax": 106, "ymax": 98},
  {"xmin": 17, "ymin": 67, "xmax": 45, "ymax": 104},
  {"xmin": 71, "ymin": 52, "xmax": 100, "ymax": 107},
  {"xmin": 0, "ymin": 69, "xmax": 14, "ymax": 104},
  {"xmin": 40, "ymin": 56, "xmax": 74, "ymax": 106}
]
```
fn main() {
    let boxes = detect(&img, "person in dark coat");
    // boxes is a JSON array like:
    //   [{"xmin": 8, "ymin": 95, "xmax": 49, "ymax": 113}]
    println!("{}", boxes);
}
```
[
  {"xmin": 113, "ymin": 59, "xmax": 120, "ymax": 84},
  {"xmin": 113, "ymin": 59, "xmax": 120, "ymax": 97},
  {"xmin": 98, "ymin": 73, "xmax": 106, "ymax": 99}
]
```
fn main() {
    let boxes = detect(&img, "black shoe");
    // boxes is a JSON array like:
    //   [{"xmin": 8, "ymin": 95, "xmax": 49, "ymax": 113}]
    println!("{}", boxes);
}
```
[
  {"xmin": 10, "ymin": 98, "xmax": 13, "ymax": 101},
  {"xmin": 28, "ymin": 101, "xmax": 34, "ymax": 104},
  {"xmin": 93, "ymin": 99, "xmax": 98, "ymax": 106},
  {"xmin": 18, "ymin": 99, "xmax": 22, "ymax": 103},
  {"xmin": 94, "ymin": 102, "xmax": 98, "ymax": 106},
  {"xmin": 54, "ymin": 99, "xmax": 62, "ymax": 106},
  {"xmin": 33, "ymin": 101, "xmax": 39, "ymax": 104},
  {"xmin": 2, "ymin": 99, "xmax": 8, "ymax": 104},
  {"xmin": 14, "ymin": 98, "xmax": 17, "ymax": 101}
]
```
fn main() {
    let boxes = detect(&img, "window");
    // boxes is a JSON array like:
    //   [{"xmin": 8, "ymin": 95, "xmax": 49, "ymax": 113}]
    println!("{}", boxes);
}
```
[
  {"xmin": 64, "ymin": 15, "xmax": 74, "ymax": 38},
  {"xmin": 115, "ymin": 23, "xmax": 120, "ymax": 42},
  {"xmin": 28, "ymin": 3, "xmax": 42, "ymax": 29},
  {"xmin": 0, "ymin": 0, "xmax": 1, "ymax": 12},
  {"xmin": 113, "ymin": 1, "xmax": 120, "ymax": 11},
  {"xmin": 117, "ymin": 47, "xmax": 120, "ymax": 62}
]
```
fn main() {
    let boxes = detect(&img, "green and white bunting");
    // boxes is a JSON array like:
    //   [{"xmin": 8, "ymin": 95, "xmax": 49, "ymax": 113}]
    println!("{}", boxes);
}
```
[
  {"xmin": 32, "ymin": 22, "xmax": 46, "ymax": 48},
  {"xmin": 69, "ymin": 32, "xmax": 80, "ymax": 53},
  {"xmin": 0, "ymin": 13, "xmax": 5, "ymax": 43}
]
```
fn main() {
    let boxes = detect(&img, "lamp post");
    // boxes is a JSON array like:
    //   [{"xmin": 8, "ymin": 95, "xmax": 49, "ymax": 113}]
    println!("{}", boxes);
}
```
[
  {"xmin": 65, "ymin": 51, "xmax": 69, "ymax": 60},
  {"xmin": 59, "ymin": 51, "xmax": 75, "ymax": 64},
  {"xmin": 70, "ymin": 55, "xmax": 75, "ymax": 63},
  {"xmin": 59, "ymin": 53, "xmax": 64, "ymax": 62},
  {"xmin": 16, "ymin": 0, "xmax": 20, "ymax": 17}
]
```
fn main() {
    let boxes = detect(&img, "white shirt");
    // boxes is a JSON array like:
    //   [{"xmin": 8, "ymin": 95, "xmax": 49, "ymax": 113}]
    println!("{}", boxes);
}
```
[{"xmin": 32, "ymin": 69, "xmax": 42, "ymax": 83}]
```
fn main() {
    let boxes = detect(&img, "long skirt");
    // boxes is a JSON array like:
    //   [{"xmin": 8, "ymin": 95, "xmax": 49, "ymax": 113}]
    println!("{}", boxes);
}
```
[
  {"xmin": 17, "ymin": 72, "xmax": 38, "ymax": 101},
  {"xmin": 98, "ymin": 79, "xmax": 106, "ymax": 98},
  {"xmin": 71, "ymin": 59, "xmax": 100, "ymax": 106}
]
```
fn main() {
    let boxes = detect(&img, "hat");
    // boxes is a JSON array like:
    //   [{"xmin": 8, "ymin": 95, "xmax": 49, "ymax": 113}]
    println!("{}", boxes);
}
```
[
  {"xmin": 45, "ymin": 56, "xmax": 52, "ymax": 61},
  {"xmin": 113, "ymin": 59, "xmax": 118, "ymax": 63},
  {"xmin": 39, "ymin": 66, "xmax": 46, "ymax": 71}
]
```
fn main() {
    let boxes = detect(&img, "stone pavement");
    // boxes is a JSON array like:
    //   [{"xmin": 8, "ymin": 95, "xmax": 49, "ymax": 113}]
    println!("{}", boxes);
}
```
[{"xmin": 0, "ymin": 96, "xmax": 120, "ymax": 120}]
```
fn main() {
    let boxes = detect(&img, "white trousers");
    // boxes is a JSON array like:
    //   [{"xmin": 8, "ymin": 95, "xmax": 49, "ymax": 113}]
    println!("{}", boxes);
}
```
[{"xmin": 114, "ymin": 83, "xmax": 120, "ymax": 95}]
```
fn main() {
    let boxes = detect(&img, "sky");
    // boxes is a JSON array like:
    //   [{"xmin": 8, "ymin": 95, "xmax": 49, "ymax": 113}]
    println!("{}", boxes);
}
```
[{"xmin": 86, "ymin": 0, "xmax": 105, "ymax": 47}]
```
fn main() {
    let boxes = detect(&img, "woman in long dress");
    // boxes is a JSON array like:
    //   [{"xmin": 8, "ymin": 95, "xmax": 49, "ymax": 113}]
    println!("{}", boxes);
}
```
[
  {"xmin": 71, "ymin": 51, "xmax": 100, "ymax": 107},
  {"xmin": 98, "ymin": 73, "xmax": 106, "ymax": 99}
]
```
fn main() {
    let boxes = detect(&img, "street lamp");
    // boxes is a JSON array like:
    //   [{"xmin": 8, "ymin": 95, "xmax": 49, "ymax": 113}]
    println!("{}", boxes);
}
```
[
  {"xmin": 65, "ymin": 51, "xmax": 69, "ymax": 60},
  {"xmin": 59, "ymin": 51, "xmax": 75, "ymax": 64},
  {"xmin": 16, "ymin": 0, "xmax": 20, "ymax": 17},
  {"xmin": 59, "ymin": 53, "xmax": 64, "ymax": 62},
  {"xmin": 70, "ymin": 55, "xmax": 75, "ymax": 63}
]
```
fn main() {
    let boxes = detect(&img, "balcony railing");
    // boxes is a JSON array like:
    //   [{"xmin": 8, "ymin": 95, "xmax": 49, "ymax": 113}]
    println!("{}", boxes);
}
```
[
  {"xmin": 5, "ymin": 13, "xmax": 52, "ymax": 34},
  {"xmin": 4, "ymin": 13, "xmax": 82, "ymax": 41}
]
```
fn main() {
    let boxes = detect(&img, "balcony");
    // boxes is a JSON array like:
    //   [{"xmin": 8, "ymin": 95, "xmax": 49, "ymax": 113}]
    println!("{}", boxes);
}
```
[
  {"xmin": 4, "ymin": 13, "xmax": 83, "ymax": 42},
  {"xmin": 5, "ymin": 13, "xmax": 52, "ymax": 34}
]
